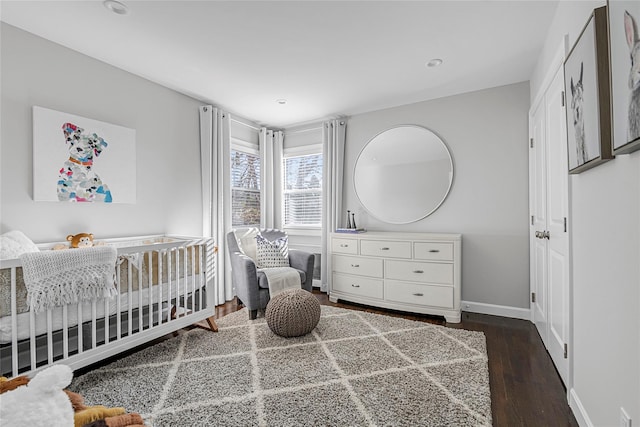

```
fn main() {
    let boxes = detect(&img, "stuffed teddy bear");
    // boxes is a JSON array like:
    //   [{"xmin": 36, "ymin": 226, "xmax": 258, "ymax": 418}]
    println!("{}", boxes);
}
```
[{"xmin": 0, "ymin": 364, "xmax": 75, "ymax": 427}]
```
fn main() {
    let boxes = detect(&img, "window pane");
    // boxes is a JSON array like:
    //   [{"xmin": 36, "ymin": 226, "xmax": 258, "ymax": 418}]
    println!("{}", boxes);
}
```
[
  {"xmin": 231, "ymin": 150, "xmax": 260, "ymax": 190},
  {"xmin": 232, "ymin": 189, "xmax": 260, "ymax": 227},
  {"xmin": 231, "ymin": 149, "xmax": 261, "ymax": 227},
  {"xmin": 285, "ymin": 154, "xmax": 322, "ymax": 190},
  {"xmin": 283, "ymin": 153, "xmax": 323, "ymax": 227}
]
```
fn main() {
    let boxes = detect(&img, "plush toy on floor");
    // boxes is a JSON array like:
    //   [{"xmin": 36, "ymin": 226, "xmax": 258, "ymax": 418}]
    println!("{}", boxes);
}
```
[{"xmin": 0, "ymin": 364, "xmax": 74, "ymax": 427}]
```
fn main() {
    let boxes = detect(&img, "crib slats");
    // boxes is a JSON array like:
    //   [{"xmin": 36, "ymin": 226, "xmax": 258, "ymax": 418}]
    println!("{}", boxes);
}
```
[
  {"xmin": 127, "ymin": 259, "xmax": 133, "ymax": 337},
  {"xmin": 156, "ymin": 251, "xmax": 162, "ymax": 326},
  {"xmin": 91, "ymin": 301, "xmax": 97, "ymax": 349},
  {"xmin": 116, "ymin": 260, "xmax": 122, "ymax": 340},
  {"xmin": 104, "ymin": 297, "xmax": 109, "ymax": 345},
  {"xmin": 10, "ymin": 268, "xmax": 18, "ymax": 376},
  {"xmin": 77, "ymin": 302, "xmax": 83, "ymax": 355},
  {"xmin": 46, "ymin": 309, "xmax": 53, "ymax": 365},
  {"xmin": 2, "ymin": 236, "xmax": 215, "ymax": 378},
  {"xmin": 138, "ymin": 252, "xmax": 145, "ymax": 332},
  {"xmin": 62, "ymin": 305, "xmax": 69, "ymax": 359},
  {"xmin": 29, "ymin": 308, "xmax": 36, "ymax": 371}
]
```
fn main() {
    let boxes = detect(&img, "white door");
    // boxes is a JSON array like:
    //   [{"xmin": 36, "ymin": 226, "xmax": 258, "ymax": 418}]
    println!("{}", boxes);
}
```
[
  {"xmin": 529, "ymin": 64, "xmax": 570, "ymax": 386},
  {"xmin": 530, "ymin": 97, "xmax": 548, "ymax": 347},
  {"xmin": 544, "ymin": 69, "xmax": 570, "ymax": 384}
]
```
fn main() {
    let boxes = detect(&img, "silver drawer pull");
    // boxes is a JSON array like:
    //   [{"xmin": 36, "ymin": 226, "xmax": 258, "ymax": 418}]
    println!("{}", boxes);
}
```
[
  {"xmin": 380, "ymin": 247, "xmax": 390, "ymax": 251},
  {"xmin": 429, "ymin": 249, "xmax": 440, "ymax": 253},
  {"xmin": 351, "ymin": 264, "xmax": 360, "ymax": 268},
  {"xmin": 413, "ymin": 293, "xmax": 424, "ymax": 297},
  {"xmin": 351, "ymin": 284, "xmax": 360, "ymax": 288},
  {"xmin": 340, "ymin": 244, "xmax": 349, "ymax": 247},
  {"xmin": 413, "ymin": 270, "xmax": 424, "ymax": 274}
]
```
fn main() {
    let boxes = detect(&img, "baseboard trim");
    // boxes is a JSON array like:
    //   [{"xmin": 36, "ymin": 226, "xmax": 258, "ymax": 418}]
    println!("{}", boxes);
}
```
[
  {"xmin": 569, "ymin": 388, "xmax": 593, "ymax": 427},
  {"xmin": 461, "ymin": 300, "xmax": 531, "ymax": 320}
]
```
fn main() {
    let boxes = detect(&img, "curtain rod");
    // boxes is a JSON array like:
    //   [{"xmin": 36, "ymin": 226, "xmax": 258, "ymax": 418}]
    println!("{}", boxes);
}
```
[
  {"xmin": 230, "ymin": 117, "xmax": 261, "ymax": 131},
  {"xmin": 285, "ymin": 126, "xmax": 323, "ymax": 135}
]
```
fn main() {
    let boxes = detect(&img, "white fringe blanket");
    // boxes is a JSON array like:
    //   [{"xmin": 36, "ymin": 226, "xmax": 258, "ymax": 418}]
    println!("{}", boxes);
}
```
[
  {"xmin": 19, "ymin": 246, "xmax": 118, "ymax": 313},
  {"xmin": 260, "ymin": 267, "xmax": 301, "ymax": 297}
]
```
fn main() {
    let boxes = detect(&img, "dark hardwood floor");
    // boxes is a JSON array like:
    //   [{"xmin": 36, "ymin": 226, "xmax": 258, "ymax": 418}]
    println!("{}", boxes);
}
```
[
  {"xmin": 306, "ymin": 291, "xmax": 579, "ymax": 427},
  {"xmin": 78, "ymin": 290, "xmax": 579, "ymax": 426}
]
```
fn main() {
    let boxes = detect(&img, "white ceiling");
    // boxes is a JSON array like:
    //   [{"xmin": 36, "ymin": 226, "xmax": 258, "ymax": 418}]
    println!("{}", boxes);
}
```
[{"xmin": 0, "ymin": 1, "xmax": 558, "ymax": 128}]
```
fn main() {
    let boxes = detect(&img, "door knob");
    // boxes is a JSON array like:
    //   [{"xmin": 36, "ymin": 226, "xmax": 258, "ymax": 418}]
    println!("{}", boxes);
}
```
[{"xmin": 535, "ymin": 230, "xmax": 550, "ymax": 239}]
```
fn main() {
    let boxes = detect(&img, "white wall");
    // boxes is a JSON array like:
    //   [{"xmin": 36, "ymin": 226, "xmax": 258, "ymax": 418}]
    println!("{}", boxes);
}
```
[
  {"xmin": 531, "ymin": 2, "xmax": 640, "ymax": 425},
  {"xmin": 1, "ymin": 24, "xmax": 205, "ymax": 242},
  {"xmin": 344, "ymin": 82, "xmax": 531, "ymax": 309}
]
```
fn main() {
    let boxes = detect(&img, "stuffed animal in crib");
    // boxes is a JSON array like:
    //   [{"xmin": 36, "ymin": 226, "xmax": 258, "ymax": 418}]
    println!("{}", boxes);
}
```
[
  {"xmin": 68, "ymin": 233, "xmax": 94, "ymax": 248},
  {"xmin": 0, "ymin": 364, "xmax": 75, "ymax": 427},
  {"xmin": 52, "ymin": 233, "xmax": 105, "ymax": 250}
]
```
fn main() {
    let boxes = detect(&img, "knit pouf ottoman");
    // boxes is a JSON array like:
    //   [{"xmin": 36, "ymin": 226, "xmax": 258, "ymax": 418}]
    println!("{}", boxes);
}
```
[{"xmin": 265, "ymin": 288, "xmax": 321, "ymax": 337}]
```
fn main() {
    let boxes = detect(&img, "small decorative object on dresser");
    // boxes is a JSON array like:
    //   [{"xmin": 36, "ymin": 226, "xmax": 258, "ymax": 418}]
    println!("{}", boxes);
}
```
[{"xmin": 329, "ymin": 231, "xmax": 461, "ymax": 323}]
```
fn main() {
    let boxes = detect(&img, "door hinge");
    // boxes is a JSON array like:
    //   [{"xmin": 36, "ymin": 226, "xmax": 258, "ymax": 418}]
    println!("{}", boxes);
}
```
[
  {"xmin": 561, "ymin": 91, "xmax": 565, "ymax": 107},
  {"xmin": 530, "ymin": 138, "xmax": 534, "ymax": 148},
  {"xmin": 531, "ymin": 292, "xmax": 536, "ymax": 303},
  {"xmin": 564, "ymin": 217, "xmax": 567, "ymax": 232},
  {"xmin": 564, "ymin": 343, "xmax": 568, "ymax": 359},
  {"xmin": 531, "ymin": 215, "xmax": 534, "ymax": 226}
]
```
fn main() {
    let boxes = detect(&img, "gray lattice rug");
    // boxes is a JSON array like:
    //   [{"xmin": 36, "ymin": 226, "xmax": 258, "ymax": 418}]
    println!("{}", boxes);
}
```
[{"xmin": 70, "ymin": 306, "xmax": 492, "ymax": 426}]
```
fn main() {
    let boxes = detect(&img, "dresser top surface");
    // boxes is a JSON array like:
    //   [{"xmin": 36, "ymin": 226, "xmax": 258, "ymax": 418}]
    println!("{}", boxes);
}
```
[{"xmin": 331, "ymin": 231, "xmax": 461, "ymax": 241}]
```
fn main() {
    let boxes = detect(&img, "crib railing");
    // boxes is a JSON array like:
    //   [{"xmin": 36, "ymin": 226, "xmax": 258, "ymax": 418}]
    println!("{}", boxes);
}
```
[{"xmin": 0, "ymin": 235, "xmax": 216, "ymax": 378}]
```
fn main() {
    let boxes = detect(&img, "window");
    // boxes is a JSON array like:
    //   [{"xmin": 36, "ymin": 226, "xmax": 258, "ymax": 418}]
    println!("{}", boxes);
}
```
[
  {"xmin": 283, "ymin": 153, "xmax": 323, "ymax": 227},
  {"xmin": 231, "ymin": 149, "xmax": 260, "ymax": 227}
]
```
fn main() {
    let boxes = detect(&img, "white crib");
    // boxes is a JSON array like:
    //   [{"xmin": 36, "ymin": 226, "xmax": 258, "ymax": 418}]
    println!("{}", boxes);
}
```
[{"xmin": 0, "ymin": 235, "xmax": 216, "ymax": 378}]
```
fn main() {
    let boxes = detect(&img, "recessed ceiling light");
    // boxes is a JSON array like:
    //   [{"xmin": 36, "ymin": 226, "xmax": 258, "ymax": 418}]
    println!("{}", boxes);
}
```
[
  {"xmin": 103, "ymin": 0, "xmax": 129, "ymax": 15},
  {"xmin": 426, "ymin": 58, "xmax": 443, "ymax": 68},
  {"xmin": 276, "ymin": 99, "xmax": 287, "ymax": 105}
]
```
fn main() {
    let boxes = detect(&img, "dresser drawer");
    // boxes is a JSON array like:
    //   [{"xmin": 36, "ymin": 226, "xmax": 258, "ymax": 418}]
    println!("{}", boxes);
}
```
[
  {"xmin": 332, "ymin": 238, "xmax": 358, "ymax": 254},
  {"xmin": 360, "ymin": 240, "xmax": 411, "ymax": 259},
  {"xmin": 385, "ymin": 281, "xmax": 454, "ymax": 309},
  {"xmin": 332, "ymin": 273, "xmax": 383, "ymax": 299},
  {"xmin": 333, "ymin": 255, "xmax": 383, "ymax": 278},
  {"xmin": 414, "ymin": 242, "xmax": 453, "ymax": 261},
  {"xmin": 385, "ymin": 260, "xmax": 453, "ymax": 284}
]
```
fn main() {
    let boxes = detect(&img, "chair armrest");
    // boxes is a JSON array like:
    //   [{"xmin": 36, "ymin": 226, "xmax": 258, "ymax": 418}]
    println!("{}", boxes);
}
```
[
  {"xmin": 289, "ymin": 249, "xmax": 315, "ymax": 291},
  {"xmin": 229, "ymin": 251, "xmax": 261, "ymax": 306}
]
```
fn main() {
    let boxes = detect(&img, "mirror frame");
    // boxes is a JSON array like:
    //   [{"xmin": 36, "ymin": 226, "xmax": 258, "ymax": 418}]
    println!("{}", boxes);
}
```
[{"xmin": 353, "ymin": 125, "xmax": 454, "ymax": 224}]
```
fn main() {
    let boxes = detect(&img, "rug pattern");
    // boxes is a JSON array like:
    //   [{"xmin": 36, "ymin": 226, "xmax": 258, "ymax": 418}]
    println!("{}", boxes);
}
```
[{"xmin": 70, "ymin": 306, "xmax": 492, "ymax": 426}]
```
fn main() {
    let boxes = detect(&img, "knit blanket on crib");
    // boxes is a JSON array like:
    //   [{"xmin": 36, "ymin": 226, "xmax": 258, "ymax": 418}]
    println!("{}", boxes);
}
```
[{"xmin": 19, "ymin": 246, "xmax": 118, "ymax": 313}]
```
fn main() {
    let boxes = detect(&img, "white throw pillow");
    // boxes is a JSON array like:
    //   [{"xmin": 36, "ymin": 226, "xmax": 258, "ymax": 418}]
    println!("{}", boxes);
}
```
[
  {"xmin": 233, "ymin": 227, "xmax": 259, "ymax": 262},
  {"xmin": 0, "ymin": 230, "xmax": 40, "ymax": 260},
  {"xmin": 256, "ymin": 234, "xmax": 290, "ymax": 268}
]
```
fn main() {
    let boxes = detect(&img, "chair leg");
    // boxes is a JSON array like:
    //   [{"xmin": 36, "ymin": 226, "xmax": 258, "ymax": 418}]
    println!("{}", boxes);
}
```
[{"xmin": 249, "ymin": 309, "xmax": 258, "ymax": 320}]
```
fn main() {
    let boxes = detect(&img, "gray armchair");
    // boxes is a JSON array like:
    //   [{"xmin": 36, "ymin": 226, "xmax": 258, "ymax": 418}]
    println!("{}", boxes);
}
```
[{"xmin": 226, "ymin": 229, "xmax": 315, "ymax": 320}]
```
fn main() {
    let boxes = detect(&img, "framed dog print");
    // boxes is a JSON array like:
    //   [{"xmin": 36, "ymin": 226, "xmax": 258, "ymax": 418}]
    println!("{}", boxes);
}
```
[
  {"xmin": 564, "ymin": 6, "xmax": 614, "ymax": 174},
  {"xmin": 608, "ymin": 0, "xmax": 640, "ymax": 154},
  {"xmin": 33, "ymin": 106, "xmax": 136, "ymax": 203}
]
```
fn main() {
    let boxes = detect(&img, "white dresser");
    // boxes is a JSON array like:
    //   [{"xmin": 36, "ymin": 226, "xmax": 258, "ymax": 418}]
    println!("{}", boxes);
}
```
[{"xmin": 329, "ymin": 231, "xmax": 462, "ymax": 323}]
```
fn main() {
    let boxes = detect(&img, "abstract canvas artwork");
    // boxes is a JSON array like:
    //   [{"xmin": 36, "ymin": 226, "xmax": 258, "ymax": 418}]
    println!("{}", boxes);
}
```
[{"xmin": 33, "ymin": 106, "xmax": 136, "ymax": 203}]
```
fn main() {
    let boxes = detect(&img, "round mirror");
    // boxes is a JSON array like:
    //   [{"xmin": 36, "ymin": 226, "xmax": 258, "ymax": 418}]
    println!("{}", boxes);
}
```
[{"xmin": 354, "ymin": 125, "xmax": 453, "ymax": 224}]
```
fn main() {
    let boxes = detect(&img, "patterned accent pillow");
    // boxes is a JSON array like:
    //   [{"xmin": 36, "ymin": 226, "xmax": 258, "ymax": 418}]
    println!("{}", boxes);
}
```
[{"xmin": 256, "ymin": 234, "xmax": 290, "ymax": 268}]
